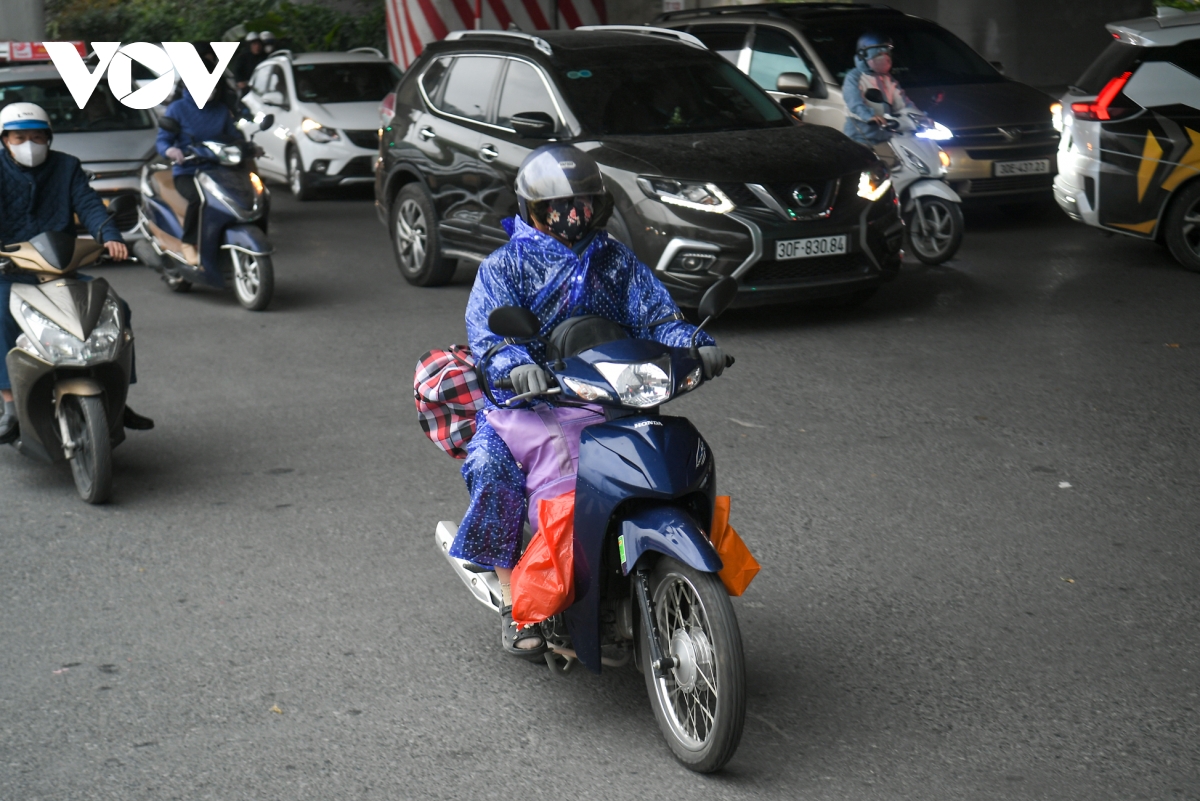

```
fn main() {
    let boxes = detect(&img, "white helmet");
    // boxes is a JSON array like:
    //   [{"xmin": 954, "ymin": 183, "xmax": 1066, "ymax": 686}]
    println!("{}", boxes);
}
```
[
  {"xmin": 245, "ymin": 31, "xmax": 261, "ymax": 42},
  {"xmin": 1, "ymin": 102, "xmax": 52, "ymax": 133}
]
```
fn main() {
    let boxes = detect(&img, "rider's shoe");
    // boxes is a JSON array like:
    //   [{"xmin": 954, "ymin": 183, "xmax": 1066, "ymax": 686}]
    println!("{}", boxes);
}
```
[
  {"xmin": 0, "ymin": 399, "xmax": 18, "ymax": 444},
  {"xmin": 123, "ymin": 406, "xmax": 155, "ymax": 431}
]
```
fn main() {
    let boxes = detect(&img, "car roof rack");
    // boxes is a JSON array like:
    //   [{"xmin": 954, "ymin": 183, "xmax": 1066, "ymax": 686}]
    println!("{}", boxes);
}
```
[
  {"xmin": 573, "ymin": 24, "xmax": 706, "ymax": 49},
  {"xmin": 445, "ymin": 30, "xmax": 553, "ymax": 56},
  {"xmin": 657, "ymin": 3, "xmax": 895, "ymax": 22},
  {"xmin": 348, "ymin": 47, "xmax": 386, "ymax": 58}
]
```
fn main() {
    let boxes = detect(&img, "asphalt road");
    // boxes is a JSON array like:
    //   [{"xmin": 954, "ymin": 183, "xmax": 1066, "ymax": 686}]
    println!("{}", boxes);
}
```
[{"xmin": 2, "ymin": 190, "xmax": 1197, "ymax": 800}]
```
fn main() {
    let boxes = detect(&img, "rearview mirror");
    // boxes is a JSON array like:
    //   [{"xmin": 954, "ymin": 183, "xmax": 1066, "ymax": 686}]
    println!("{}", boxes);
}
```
[
  {"xmin": 258, "ymin": 113, "xmax": 275, "ymax": 131},
  {"xmin": 510, "ymin": 111, "xmax": 555, "ymax": 139},
  {"xmin": 697, "ymin": 276, "xmax": 738, "ymax": 322},
  {"xmin": 489, "ymin": 306, "xmax": 541, "ymax": 339},
  {"xmin": 863, "ymin": 87, "xmax": 885, "ymax": 104},
  {"xmin": 158, "ymin": 116, "xmax": 181, "ymax": 135},
  {"xmin": 776, "ymin": 72, "xmax": 810, "ymax": 95}
]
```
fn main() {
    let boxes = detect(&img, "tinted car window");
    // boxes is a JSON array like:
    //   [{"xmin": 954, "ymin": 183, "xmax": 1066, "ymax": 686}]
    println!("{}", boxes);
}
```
[
  {"xmin": 1077, "ymin": 40, "xmax": 1200, "ymax": 93},
  {"xmin": 497, "ymin": 60, "xmax": 558, "ymax": 129},
  {"xmin": 749, "ymin": 27, "xmax": 813, "ymax": 90},
  {"xmin": 688, "ymin": 26, "xmax": 748, "ymax": 66},
  {"xmin": 555, "ymin": 51, "xmax": 788, "ymax": 135},
  {"xmin": 439, "ymin": 56, "xmax": 502, "ymax": 121},
  {"xmin": 293, "ymin": 63, "xmax": 402, "ymax": 103},
  {"xmin": 0, "ymin": 79, "xmax": 154, "ymax": 132},
  {"xmin": 420, "ymin": 56, "xmax": 452, "ymax": 104},
  {"xmin": 802, "ymin": 17, "xmax": 1001, "ymax": 86}
]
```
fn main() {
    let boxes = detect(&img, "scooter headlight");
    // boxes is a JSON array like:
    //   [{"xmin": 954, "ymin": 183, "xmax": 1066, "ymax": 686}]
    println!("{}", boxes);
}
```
[
  {"xmin": 17, "ymin": 298, "xmax": 123, "ymax": 366},
  {"xmin": 594, "ymin": 357, "xmax": 673, "ymax": 408},
  {"xmin": 915, "ymin": 121, "xmax": 953, "ymax": 140}
]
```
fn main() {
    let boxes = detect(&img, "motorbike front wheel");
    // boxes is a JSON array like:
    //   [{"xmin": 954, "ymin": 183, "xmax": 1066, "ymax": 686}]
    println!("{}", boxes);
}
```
[
  {"xmin": 62, "ymin": 395, "xmax": 113, "ymax": 504},
  {"xmin": 640, "ymin": 556, "xmax": 746, "ymax": 773},
  {"xmin": 232, "ymin": 251, "xmax": 274, "ymax": 311},
  {"xmin": 905, "ymin": 196, "xmax": 963, "ymax": 265}
]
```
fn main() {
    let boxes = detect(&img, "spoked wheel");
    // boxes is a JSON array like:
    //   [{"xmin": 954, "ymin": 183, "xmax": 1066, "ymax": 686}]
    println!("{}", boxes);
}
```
[
  {"xmin": 232, "ymin": 250, "xmax": 274, "ymax": 311},
  {"xmin": 906, "ymin": 197, "xmax": 963, "ymax": 265},
  {"xmin": 61, "ymin": 395, "xmax": 112, "ymax": 504},
  {"xmin": 1164, "ymin": 180, "xmax": 1200, "ymax": 272},
  {"xmin": 640, "ymin": 557, "xmax": 745, "ymax": 773},
  {"xmin": 391, "ymin": 184, "xmax": 457, "ymax": 286}
]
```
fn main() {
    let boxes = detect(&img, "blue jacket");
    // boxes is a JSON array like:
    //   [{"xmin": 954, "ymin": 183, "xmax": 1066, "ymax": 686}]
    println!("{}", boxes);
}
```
[
  {"xmin": 0, "ymin": 148, "xmax": 122, "ymax": 246},
  {"xmin": 842, "ymin": 53, "xmax": 920, "ymax": 146},
  {"xmin": 467, "ymin": 217, "xmax": 715, "ymax": 404},
  {"xmin": 156, "ymin": 89, "xmax": 243, "ymax": 176}
]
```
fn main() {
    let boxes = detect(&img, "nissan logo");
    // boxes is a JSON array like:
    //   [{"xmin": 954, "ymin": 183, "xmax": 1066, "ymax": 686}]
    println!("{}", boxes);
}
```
[{"xmin": 791, "ymin": 183, "xmax": 818, "ymax": 208}]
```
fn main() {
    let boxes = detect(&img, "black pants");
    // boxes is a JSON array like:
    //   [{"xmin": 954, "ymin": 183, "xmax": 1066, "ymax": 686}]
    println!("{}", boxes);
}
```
[{"xmin": 175, "ymin": 175, "xmax": 201, "ymax": 245}]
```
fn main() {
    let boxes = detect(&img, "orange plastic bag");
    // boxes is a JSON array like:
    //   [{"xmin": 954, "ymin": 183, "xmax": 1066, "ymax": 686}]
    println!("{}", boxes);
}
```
[
  {"xmin": 511, "ymin": 491, "xmax": 576, "ymax": 629},
  {"xmin": 710, "ymin": 496, "xmax": 760, "ymax": 596}
]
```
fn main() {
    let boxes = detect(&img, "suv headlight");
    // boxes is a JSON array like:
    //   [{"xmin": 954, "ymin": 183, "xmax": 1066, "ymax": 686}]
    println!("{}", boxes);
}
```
[
  {"xmin": 857, "ymin": 163, "xmax": 892, "ymax": 201},
  {"xmin": 594, "ymin": 357, "xmax": 672, "ymax": 408},
  {"xmin": 302, "ymin": 118, "xmax": 340, "ymax": 143},
  {"xmin": 637, "ymin": 177, "xmax": 734, "ymax": 214},
  {"xmin": 197, "ymin": 171, "xmax": 260, "ymax": 222},
  {"xmin": 17, "ymin": 298, "xmax": 123, "ymax": 366}
]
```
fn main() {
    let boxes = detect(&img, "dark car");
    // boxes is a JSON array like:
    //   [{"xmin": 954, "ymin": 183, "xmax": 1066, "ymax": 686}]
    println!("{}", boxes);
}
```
[
  {"xmin": 656, "ymin": 3, "xmax": 1061, "ymax": 200},
  {"xmin": 374, "ymin": 28, "xmax": 902, "ymax": 308}
]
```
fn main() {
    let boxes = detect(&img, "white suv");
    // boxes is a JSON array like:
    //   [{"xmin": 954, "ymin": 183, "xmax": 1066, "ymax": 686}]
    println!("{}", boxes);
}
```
[{"xmin": 240, "ymin": 49, "xmax": 402, "ymax": 200}]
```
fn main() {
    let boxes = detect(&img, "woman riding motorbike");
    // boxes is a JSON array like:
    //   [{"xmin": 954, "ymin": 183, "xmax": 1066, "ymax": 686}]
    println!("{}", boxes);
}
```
[{"xmin": 453, "ymin": 145, "xmax": 729, "ymax": 656}]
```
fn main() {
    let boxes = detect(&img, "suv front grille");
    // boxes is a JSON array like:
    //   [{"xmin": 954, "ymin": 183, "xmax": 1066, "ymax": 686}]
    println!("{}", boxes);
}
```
[
  {"xmin": 345, "ymin": 129, "xmax": 380, "ymax": 149},
  {"xmin": 950, "ymin": 123, "xmax": 1058, "ymax": 151},
  {"xmin": 718, "ymin": 179, "xmax": 838, "ymax": 220},
  {"xmin": 340, "ymin": 156, "xmax": 374, "ymax": 177},
  {"xmin": 742, "ymin": 253, "xmax": 868, "ymax": 286},
  {"xmin": 960, "ymin": 174, "xmax": 1055, "ymax": 195},
  {"xmin": 965, "ymin": 144, "xmax": 1058, "ymax": 161}
]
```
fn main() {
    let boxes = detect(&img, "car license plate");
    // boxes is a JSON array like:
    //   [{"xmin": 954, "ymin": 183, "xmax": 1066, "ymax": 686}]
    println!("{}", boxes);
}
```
[
  {"xmin": 775, "ymin": 235, "xmax": 848, "ymax": 261},
  {"xmin": 993, "ymin": 158, "xmax": 1051, "ymax": 177}
]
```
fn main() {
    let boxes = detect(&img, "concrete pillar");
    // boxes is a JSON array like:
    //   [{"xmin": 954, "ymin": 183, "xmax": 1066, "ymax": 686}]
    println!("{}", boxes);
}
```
[{"xmin": 0, "ymin": 0, "xmax": 45, "ymax": 40}]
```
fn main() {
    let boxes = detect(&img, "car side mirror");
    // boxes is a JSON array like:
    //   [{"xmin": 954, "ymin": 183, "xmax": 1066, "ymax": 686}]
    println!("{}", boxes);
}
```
[
  {"xmin": 863, "ymin": 87, "xmax": 885, "ymax": 104},
  {"xmin": 158, "ymin": 116, "xmax": 181, "ymax": 135},
  {"xmin": 776, "ymin": 72, "xmax": 810, "ymax": 95},
  {"xmin": 510, "ymin": 111, "xmax": 555, "ymax": 139},
  {"xmin": 697, "ymin": 276, "xmax": 738, "ymax": 323},
  {"xmin": 489, "ymin": 306, "xmax": 541, "ymax": 339},
  {"xmin": 261, "ymin": 91, "xmax": 286, "ymax": 107},
  {"xmin": 259, "ymin": 113, "xmax": 275, "ymax": 131}
]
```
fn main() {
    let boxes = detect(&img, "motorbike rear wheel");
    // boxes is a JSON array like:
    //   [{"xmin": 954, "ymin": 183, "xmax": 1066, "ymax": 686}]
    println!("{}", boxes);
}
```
[
  {"xmin": 232, "ymin": 251, "xmax": 274, "ymax": 311},
  {"xmin": 906, "ymin": 196, "xmax": 963, "ymax": 265},
  {"xmin": 640, "ymin": 557, "xmax": 745, "ymax": 773},
  {"xmin": 62, "ymin": 395, "xmax": 112, "ymax": 504}
]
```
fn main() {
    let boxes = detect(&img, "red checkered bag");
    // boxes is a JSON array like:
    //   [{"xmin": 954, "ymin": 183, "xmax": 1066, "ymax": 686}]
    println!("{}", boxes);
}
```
[{"xmin": 414, "ymin": 345, "xmax": 486, "ymax": 459}]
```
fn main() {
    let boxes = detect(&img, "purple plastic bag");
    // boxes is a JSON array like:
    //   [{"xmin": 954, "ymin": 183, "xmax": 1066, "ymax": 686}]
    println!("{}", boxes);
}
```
[{"xmin": 486, "ymin": 404, "xmax": 604, "ymax": 533}]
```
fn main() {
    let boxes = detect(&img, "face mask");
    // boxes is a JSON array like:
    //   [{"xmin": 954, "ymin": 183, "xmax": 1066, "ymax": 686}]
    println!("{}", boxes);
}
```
[
  {"xmin": 7, "ymin": 140, "xmax": 48, "ymax": 168},
  {"xmin": 868, "ymin": 53, "xmax": 892, "ymax": 74},
  {"xmin": 543, "ymin": 196, "xmax": 594, "ymax": 243}
]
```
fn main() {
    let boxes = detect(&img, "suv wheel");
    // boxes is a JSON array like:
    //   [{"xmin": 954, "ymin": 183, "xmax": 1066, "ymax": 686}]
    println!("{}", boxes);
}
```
[
  {"xmin": 1163, "ymin": 180, "xmax": 1200, "ymax": 272},
  {"xmin": 288, "ymin": 148, "xmax": 315, "ymax": 201},
  {"xmin": 392, "ymin": 183, "xmax": 457, "ymax": 286}
]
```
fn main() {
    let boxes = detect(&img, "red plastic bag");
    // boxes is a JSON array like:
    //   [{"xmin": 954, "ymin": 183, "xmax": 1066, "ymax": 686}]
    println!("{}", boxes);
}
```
[
  {"xmin": 710, "ymin": 496, "xmax": 760, "ymax": 596},
  {"xmin": 511, "ymin": 491, "xmax": 576, "ymax": 629}
]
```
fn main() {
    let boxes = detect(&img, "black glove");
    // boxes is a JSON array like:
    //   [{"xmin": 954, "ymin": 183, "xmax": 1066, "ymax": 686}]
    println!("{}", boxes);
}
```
[
  {"xmin": 699, "ymin": 346, "xmax": 728, "ymax": 379},
  {"xmin": 510, "ymin": 364, "xmax": 552, "ymax": 396}
]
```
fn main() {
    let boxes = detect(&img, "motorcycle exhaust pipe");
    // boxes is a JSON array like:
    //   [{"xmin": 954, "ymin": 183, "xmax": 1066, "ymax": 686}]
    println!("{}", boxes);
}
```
[{"xmin": 435, "ymin": 521, "xmax": 502, "ymax": 612}]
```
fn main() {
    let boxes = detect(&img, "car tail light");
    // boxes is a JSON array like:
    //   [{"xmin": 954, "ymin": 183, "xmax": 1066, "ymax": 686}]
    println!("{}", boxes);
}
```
[
  {"xmin": 1071, "ymin": 72, "xmax": 1134, "ymax": 121},
  {"xmin": 379, "ymin": 92, "xmax": 396, "ymax": 127}
]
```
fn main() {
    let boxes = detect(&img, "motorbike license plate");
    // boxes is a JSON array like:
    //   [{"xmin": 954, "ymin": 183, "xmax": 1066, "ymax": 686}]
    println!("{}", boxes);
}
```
[
  {"xmin": 993, "ymin": 158, "xmax": 1050, "ymax": 177},
  {"xmin": 775, "ymin": 235, "xmax": 848, "ymax": 261}
]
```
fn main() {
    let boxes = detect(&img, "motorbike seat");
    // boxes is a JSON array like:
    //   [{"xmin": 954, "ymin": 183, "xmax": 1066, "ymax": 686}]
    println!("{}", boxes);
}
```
[{"xmin": 150, "ymin": 171, "xmax": 191, "ymax": 224}]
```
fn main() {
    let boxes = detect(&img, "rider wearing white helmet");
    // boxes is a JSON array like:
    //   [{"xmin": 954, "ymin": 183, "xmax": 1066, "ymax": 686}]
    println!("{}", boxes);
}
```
[
  {"xmin": 0, "ymin": 102, "xmax": 151, "ymax": 440},
  {"xmin": 234, "ymin": 31, "xmax": 268, "ymax": 92}
]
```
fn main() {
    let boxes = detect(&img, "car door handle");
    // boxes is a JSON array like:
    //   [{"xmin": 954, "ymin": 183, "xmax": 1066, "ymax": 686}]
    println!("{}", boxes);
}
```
[
  {"xmin": 479, "ymin": 143, "xmax": 499, "ymax": 162},
  {"xmin": 419, "ymin": 127, "xmax": 437, "ymax": 141}
]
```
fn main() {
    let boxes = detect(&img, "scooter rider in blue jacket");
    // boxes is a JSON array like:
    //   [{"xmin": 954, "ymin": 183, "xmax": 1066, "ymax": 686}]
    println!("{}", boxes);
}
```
[
  {"xmin": 842, "ymin": 32, "xmax": 923, "ymax": 162},
  {"xmin": 0, "ymin": 103, "xmax": 153, "ymax": 443},
  {"xmin": 156, "ymin": 88, "xmax": 245, "ymax": 265},
  {"xmin": 454, "ymin": 145, "xmax": 729, "ymax": 657}
]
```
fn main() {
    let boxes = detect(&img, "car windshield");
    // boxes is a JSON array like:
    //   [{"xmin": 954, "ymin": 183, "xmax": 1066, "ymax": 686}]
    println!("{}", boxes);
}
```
[
  {"xmin": 801, "ymin": 16, "xmax": 1003, "ymax": 87},
  {"xmin": 293, "ymin": 62, "xmax": 403, "ymax": 103},
  {"xmin": 0, "ymin": 79, "xmax": 154, "ymax": 132},
  {"xmin": 554, "ymin": 51, "xmax": 789, "ymax": 135}
]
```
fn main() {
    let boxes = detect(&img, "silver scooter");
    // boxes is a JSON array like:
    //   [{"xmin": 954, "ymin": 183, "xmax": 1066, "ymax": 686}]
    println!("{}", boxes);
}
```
[{"xmin": 865, "ymin": 87, "xmax": 964, "ymax": 265}]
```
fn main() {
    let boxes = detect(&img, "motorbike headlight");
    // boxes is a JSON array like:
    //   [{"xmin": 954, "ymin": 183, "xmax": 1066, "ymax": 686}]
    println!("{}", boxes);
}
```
[
  {"xmin": 594, "ymin": 357, "xmax": 672, "ymax": 408},
  {"xmin": 219, "ymin": 145, "xmax": 243, "ymax": 166},
  {"xmin": 637, "ymin": 177, "xmax": 734, "ymax": 214},
  {"xmin": 561, "ymin": 376, "xmax": 613, "ymax": 401},
  {"xmin": 857, "ymin": 164, "xmax": 892, "ymax": 202},
  {"xmin": 17, "ymin": 298, "xmax": 122, "ymax": 366},
  {"xmin": 678, "ymin": 365, "xmax": 703, "ymax": 394},
  {"xmin": 302, "ymin": 118, "xmax": 340, "ymax": 143},
  {"xmin": 197, "ymin": 172, "xmax": 259, "ymax": 222},
  {"xmin": 914, "ymin": 121, "xmax": 953, "ymax": 141}
]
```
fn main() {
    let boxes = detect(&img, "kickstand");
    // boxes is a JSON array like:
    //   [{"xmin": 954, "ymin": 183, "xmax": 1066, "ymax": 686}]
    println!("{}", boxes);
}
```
[{"xmin": 544, "ymin": 652, "xmax": 576, "ymax": 677}]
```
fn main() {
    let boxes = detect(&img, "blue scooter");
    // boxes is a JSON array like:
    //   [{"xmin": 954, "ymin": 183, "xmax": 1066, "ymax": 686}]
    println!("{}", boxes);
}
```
[
  {"xmin": 131, "ymin": 115, "xmax": 276, "ymax": 311},
  {"xmin": 435, "ymin": 278, "xmax": 745, "ymax": 773}
]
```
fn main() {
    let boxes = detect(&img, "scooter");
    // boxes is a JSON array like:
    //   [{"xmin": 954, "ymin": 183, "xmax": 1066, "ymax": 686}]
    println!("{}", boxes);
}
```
[
  {"xmin": 435, "ymin": 278, "xmax": 746, "ymax": 773},
  {"xmin": 1, "ymin": 195, "xmax": 143, "ymax": 504},
  {"xmin": 132, "ymin": 115, "xmax": 276, "ymax": 310},
  {"xmin": 865, "ymin": 87, "xmax": 964, "ymax": 265}
]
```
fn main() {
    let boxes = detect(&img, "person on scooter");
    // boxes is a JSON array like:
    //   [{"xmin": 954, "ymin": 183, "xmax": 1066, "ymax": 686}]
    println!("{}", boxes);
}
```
[
  {"xmin": 454, "ymin": 144, "xmax": 729, "ymax": 657},
  {"xmin": 233, "ymin": 32, "xmax": 267, "ymax": 94},
  {"xmin": 842, "ymin": 32, "xmax": 923, "ymax": 163},
  {"xmin": 156, "ymin": 85, "xmax": 246, "ymax": 265},
  {"xmin": 0, "ymin": 103, "xmax": 153, "ymax": 443}
]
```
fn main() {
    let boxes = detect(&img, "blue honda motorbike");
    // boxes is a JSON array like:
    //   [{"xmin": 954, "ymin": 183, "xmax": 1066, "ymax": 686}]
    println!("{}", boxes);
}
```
[
  {"xmin": 435, "ymin": 278, "xmax": 746, "ymax": 773},
  {"xmin": 131, "ymin": 115, "xmax": 275, "ymax": 311}
]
